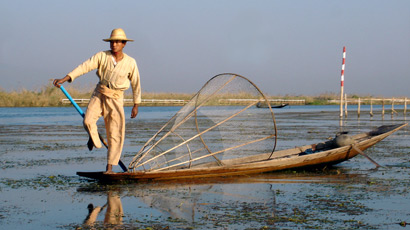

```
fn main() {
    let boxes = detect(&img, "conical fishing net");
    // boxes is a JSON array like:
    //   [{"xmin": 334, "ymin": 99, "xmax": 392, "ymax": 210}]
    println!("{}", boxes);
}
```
[{"xmin": 129, "ymin": 73, "xmax": 277, "ymax": 172}]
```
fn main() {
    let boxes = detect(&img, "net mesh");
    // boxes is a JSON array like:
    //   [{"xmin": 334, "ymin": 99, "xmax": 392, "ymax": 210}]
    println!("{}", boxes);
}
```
[{"xmin": 129, "ymin": 73, "xmax": 277, "ymax": 172}]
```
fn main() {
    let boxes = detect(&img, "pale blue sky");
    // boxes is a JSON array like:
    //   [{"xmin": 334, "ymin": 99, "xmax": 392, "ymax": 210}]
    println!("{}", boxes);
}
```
[{"xmin": 1, "ymin": 0, "xmax": 409, "ymax": 97}]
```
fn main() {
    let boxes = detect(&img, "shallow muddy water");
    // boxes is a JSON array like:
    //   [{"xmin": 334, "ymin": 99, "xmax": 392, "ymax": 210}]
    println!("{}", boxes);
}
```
[{"xmin": 0, "ymin": 105, "xmax": 409, "ymax": 229}]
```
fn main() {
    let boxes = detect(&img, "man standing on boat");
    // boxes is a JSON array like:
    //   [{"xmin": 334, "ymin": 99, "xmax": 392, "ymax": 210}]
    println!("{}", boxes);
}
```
[{"xmin": 53, "ymin": 28, "xmax": 141, "ymax": 174}]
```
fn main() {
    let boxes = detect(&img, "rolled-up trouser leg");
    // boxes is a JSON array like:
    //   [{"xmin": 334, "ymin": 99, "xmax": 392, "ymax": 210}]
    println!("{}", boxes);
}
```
[
  {"xmin": 103, "ymin": 96, "xmax": 125, "ymax": 166},
  {"xmin": 83, "ymin": 92, "xmax": 103, "ymax": 149}
]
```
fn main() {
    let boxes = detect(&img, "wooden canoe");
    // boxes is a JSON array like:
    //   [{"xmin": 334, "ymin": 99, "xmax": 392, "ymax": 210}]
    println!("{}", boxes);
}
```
[
  {"xmin": 77, "ymin": 123, "xmax": 407, "ymax": 181},
  {"xmin": 256, "ymin": 102, "xmax": 289, "ymax": 108}
]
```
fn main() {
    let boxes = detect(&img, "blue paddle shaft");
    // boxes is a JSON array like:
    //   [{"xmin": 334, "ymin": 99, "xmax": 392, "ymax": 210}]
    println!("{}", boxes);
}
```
[{"xmin": 60, "ymin": 85, "xmax": 85, "ymax": 117}]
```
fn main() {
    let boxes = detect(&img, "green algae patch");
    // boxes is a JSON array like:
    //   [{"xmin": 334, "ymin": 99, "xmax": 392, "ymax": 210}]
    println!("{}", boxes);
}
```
[{"xmin": 0, "ymin": 175, "xmax": 80, "ymax": 190}]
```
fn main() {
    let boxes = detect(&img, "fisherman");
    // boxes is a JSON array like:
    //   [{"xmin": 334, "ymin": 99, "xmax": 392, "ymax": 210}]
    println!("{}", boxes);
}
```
[{"xmin": 53, "ymin": 28, "xmax": 141, "ymax": 174}]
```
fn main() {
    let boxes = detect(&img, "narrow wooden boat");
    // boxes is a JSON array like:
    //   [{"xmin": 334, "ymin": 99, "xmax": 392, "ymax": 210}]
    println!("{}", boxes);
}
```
[
  {"xmin": 77, "ymin": 123, "xmax": 407, "ymax": 181},
  {"xmin": 256, "ymin": 102, "xmax": 288, "ymax": 108}
]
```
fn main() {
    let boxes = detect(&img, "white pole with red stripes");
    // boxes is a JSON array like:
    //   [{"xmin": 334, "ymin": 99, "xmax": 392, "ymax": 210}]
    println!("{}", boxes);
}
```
[{"xmin": 340, "ymin": 46, "xmax": 346, "ymax": 118}]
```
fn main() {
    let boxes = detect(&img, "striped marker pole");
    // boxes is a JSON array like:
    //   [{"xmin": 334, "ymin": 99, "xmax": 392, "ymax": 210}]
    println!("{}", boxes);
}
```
[{"xmin": 340, "ymin": 46, "xmax": 346, "ymax": 118}]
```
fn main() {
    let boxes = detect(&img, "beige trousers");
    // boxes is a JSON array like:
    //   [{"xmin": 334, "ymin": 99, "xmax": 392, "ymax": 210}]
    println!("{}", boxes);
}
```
[{"xmin": 83, "ymin": 84, "xmax": 125, "ymax": 165}]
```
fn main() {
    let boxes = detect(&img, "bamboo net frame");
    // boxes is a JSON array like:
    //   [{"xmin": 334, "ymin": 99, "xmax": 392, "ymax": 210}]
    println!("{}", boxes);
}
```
[{"xmin": 129, "ymin": 73, "xmax": 277, "ymax": 172}]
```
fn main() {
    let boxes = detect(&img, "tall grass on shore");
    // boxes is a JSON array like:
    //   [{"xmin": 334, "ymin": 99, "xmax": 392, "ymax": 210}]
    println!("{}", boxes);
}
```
[
  {"xmin": 2, "ymin": 84, "xmax": 390, "ymax": 107},
  {"xmin": 0, "ymin": 85, "xmax": 197, "ymax": 107},
  {"xmin": 0, "ymin": 85, "xmax": 93, "ymax": 107},
  {"xmin": 140, "ymin": 92, "xmax": 193, "ymax": 101}
]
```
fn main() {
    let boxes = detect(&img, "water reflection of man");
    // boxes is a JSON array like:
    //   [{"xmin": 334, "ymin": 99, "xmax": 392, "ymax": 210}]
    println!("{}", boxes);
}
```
[
  {"xmin": 104, "ymin": 192, "xmax": 124, "ymax": 225},
  {"xmin": 83, "ymin": 191, "xmax": 123, "ymax": 227},
  {"xmin": 84, "ymin": 203, "xmax": 103, "ymax": 226}
]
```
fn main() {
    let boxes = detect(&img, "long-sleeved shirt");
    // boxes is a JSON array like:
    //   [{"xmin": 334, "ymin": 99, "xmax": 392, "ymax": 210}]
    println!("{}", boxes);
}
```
[{"xmin": 67, "ymin": 50, "xmax": 141, "ymax": 104}]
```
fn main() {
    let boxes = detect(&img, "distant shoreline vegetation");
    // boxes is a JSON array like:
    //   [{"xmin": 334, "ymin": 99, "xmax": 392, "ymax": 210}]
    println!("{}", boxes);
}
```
[{"xmin": 0, "ymin": 85, "xmax": 403, "ymax": 107}]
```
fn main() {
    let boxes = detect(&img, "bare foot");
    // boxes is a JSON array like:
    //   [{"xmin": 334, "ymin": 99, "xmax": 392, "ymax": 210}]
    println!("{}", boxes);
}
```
[{"xmin": 104, "ymin": 164, "xmax": 114, "ymax": 174}]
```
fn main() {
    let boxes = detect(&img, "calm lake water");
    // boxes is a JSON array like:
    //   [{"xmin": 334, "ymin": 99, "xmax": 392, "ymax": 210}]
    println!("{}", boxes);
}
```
[{"xmin": 0, "ymin": 105, "xmax": 409, "ymax": 229}]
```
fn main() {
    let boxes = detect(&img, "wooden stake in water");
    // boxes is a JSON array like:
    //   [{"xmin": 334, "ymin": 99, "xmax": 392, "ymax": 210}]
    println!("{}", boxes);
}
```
[
  {"xmin": 404, "ymin": 97, "xmax": 407, "ymax": 115},
  {"xmin": 370, "ymin": 98, "xmax": 374, "ymax": 117},
  {"xmin": 382, "ymin": 99, "xmax": 385, "ymax": 118},
  {"xmin": 344, "ymin": 94, "xmax": 348, "ymax": 117},
  {"xmin": 392, "ymin": 97, "xmax": 397, "ymax": 115},
  {"xmin": 357, "ymin": 97, "xmax": 361, "ymax": 118}
]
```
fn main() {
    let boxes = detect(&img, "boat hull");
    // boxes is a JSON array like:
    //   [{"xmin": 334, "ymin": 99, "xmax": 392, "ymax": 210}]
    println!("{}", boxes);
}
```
[{"xmin": 77, "ymin": 123, "xmax": 407, "ymax": 181}]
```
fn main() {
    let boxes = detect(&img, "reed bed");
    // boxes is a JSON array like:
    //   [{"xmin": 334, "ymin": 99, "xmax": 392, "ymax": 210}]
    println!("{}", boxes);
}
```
[
  {"xmin": 0, "ymin": 85, "xmax": 402, "ymax": 107},
  {"xmin": 0, "ymin": 85, "xmax": 93, "ymax": 107},
  {"xmin": 0, "ymin": 85, "xmax": 196, "ymax": 107}
]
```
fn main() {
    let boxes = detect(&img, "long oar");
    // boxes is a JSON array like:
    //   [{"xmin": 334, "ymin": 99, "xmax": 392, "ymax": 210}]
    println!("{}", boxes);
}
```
[
  {"xmin": 352, "ymin": 145, "xmax": 381, "ymax": 168},
  {"xmin": 59, "ymin": 85, "xmax": 128, "ymax": 172}
]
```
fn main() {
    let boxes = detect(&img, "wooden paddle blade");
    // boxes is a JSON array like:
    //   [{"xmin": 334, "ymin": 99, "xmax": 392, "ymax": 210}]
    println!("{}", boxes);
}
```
[
  {"xmin": 118, "ymin": 161, "xmax": 128, "ymax": 172},
  {"xmin": 87, "ymin": 137, "xmax": 94, "ymax": 151}
]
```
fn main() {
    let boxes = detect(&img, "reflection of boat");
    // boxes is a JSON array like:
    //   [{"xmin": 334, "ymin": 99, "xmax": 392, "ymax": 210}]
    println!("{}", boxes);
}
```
[
  {"xmin": 77, "ymin": 171, "xmax": 364, "ymax": 227},
  {"xmin": 256, "ymin": 102, "xmax": 288, "ymax": 108},
  {"xmin": 77, "ymin": 123, "xmax": 407, "ymax": 181}
]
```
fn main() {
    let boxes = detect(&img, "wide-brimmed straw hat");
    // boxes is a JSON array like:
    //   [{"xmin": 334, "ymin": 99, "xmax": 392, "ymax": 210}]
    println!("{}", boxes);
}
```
[{"xmin": 103, "ymin": 28, "xmax": 134, "ymax": 42}]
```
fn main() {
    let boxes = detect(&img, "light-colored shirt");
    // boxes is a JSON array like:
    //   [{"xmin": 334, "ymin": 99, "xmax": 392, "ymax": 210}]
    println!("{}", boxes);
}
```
[{"xmin": 67, "ymin": 50, "xmax": 141, "ymax": 104}]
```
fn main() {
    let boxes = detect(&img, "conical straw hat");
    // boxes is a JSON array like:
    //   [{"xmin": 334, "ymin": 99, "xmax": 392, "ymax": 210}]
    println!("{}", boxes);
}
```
[{"xmin": 103, "ymin": 28, "xmax": 134, "ymax": 42}]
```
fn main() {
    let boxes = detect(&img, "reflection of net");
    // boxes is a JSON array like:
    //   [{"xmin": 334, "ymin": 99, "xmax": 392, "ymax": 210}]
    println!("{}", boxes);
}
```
[{"xmin": 129, "ymin": 73, "xmax": 277, "ymax": 172}]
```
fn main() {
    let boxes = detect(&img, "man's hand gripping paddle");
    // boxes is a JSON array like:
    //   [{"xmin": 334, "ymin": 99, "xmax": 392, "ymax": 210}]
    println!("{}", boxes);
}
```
[{"xmin": 59, "ymin": 85, "xmax": 128, "ymax": 172}]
